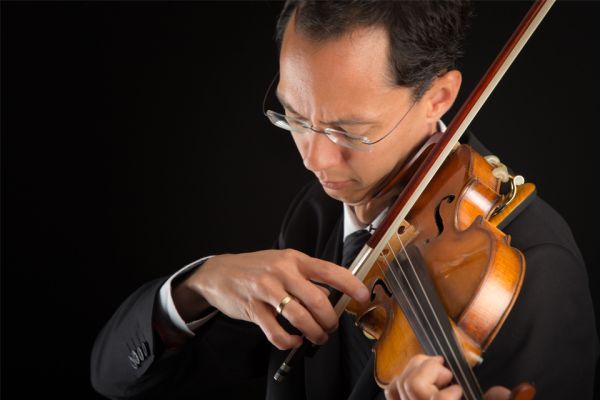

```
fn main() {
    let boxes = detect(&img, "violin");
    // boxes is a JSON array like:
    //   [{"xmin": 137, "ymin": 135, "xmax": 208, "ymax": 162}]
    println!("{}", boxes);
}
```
[
  {"xmin": 275, "ymin": 1, "xmax": 555, "ymax": 399},
  {"xmin": 345, "ymin": 142, "xmax": 535, "ymax": 398}
]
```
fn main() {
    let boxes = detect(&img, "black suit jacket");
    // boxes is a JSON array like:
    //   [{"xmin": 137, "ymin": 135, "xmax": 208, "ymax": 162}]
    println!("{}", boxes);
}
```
[{"xmin": 91, "ymin": 135, "xmax": 598, "ymax": 399}]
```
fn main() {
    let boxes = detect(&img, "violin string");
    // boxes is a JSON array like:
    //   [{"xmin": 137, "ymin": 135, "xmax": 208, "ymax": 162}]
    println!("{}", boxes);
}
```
[
  {"xmin": 392, "ymin": 233, "xmax": 482, "ymax": 398},
  {"xmin": 373, "ymin": 243, "xmax": 437, "ymax": 355},
  {"xmin": 378, "ymin": 242, "xmax": 441, "ymax": 355},
  {"xmin": 377, "ymin": 240, "xmax": 468, "ymax": 393},
  {"xmin": 384, "ymin": 242, "xmax": 477, "ymax": 399},
  {"xmin": 391, "ymin": 232, "xmax": 482, "ymax": 399}
]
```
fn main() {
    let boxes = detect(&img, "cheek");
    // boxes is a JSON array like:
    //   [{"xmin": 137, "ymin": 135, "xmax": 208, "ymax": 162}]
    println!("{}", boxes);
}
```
[
  {"xmin": 347, "ymin": 153, "xmax": 388, "ymax": 184},
  {"xmin": 354, "ymin": 147, "xmax": 405, "ymax": 186}
]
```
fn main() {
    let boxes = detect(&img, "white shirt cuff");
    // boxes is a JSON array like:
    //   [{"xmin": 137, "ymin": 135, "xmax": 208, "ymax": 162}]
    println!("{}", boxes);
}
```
[{"xmin": 158, "ymin": 256, "xmax": 219, "ymax": 336}]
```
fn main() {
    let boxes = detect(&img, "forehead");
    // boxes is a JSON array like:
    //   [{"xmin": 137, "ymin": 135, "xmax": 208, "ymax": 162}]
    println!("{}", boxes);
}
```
[{"xmin": 278, "ymin": 15, "xmax": 396, "ymax": 113}]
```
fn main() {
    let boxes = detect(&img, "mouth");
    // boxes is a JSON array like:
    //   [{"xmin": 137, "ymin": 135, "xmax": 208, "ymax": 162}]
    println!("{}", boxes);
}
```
[{"xmin": 319, "ymin": 180, "xmax": 353, "ymax": 190}]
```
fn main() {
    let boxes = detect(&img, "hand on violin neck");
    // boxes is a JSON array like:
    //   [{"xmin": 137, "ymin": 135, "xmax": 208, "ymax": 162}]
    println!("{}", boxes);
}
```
[
  {"xmin": 172, "ymin": 249, "xmax": 370, "ymax": 350},
  {"xmin": 384, "ymin": 354, "xmax": 514, "ymax": 400},
  {"xmin": 384, "ymin": 355, "xmax": 460, "ymax": 400}
]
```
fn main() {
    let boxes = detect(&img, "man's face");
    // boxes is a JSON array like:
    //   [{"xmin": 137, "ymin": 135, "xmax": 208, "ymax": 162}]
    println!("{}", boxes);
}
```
[{"xmin": 278, "ymin": 17, "xmax": 436, "ymax": 206}]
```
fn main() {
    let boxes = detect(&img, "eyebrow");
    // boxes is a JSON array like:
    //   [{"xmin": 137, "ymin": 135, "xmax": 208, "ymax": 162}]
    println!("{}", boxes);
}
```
[{"xmin": 275, "ymin": 91, "xmax": 378, "ymax": 127}]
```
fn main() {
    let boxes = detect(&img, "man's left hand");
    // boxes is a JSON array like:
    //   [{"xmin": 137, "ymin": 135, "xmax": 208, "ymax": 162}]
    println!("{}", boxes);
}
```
[{"xmin": 384, "ymin": 354, "xmax": 512, "ymax": 400}]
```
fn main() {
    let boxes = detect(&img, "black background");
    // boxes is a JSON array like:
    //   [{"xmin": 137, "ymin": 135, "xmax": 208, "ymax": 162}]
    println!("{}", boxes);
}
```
[{"xmin": 2, "ymin": 1, "xmax": 599, "ymax": 398}]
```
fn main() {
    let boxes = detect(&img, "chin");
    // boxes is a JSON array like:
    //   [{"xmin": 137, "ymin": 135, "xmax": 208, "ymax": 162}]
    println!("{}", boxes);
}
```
[{"xmin": 322, "ymin": 187, "xmax": 366, "ymax": 205}]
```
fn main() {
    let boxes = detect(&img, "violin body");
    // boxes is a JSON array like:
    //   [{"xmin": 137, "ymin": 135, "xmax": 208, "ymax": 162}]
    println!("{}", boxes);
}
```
[{"xmin": 346, "ymin": 144, "xmax": 526, "ymax": 387}]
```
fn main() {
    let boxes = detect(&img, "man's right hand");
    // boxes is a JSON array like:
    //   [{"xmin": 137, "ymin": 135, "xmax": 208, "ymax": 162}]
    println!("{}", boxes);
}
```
[{"xmin": 172, "ymin": 249, "xmax": 370, "ymax": 350}]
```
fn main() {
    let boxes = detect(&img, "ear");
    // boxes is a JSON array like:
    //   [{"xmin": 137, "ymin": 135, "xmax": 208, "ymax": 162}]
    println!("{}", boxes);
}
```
[{"xmin": 423, "ymin": 70, "xmax": 462, "ymax": 123}]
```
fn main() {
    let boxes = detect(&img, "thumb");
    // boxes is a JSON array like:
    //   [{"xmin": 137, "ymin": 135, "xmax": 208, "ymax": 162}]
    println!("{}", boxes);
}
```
[{"xmin": 484, "ymin": 386, "xmax": 511, "ymax": 400}]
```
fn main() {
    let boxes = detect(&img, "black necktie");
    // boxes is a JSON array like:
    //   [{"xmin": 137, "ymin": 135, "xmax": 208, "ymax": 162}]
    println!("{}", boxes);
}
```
[
  {"xmin": 340, "ymin": 229, "xmax": 375, "ymax": 389},
  {"xmin": 342, "ymin": 229, "xmax": 372, "ymax": 269}
]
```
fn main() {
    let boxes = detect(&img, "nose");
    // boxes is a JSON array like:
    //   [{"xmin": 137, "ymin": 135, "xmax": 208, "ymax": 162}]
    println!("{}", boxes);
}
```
[{"xmin": 297, "ymin": 129, "xmax": 344, "ymax": 173}]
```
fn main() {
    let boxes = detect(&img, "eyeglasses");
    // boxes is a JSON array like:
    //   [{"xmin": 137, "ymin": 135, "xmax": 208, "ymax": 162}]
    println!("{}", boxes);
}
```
[{"xmin": 262, "ymin": 73, "xmax": 416, "ymax": 152}]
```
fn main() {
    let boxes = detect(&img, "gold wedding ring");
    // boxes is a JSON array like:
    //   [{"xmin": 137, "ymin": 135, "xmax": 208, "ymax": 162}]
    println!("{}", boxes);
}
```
[{"xmin": 276, "ymin": 295, "xmax": 294, "ymax": 315}]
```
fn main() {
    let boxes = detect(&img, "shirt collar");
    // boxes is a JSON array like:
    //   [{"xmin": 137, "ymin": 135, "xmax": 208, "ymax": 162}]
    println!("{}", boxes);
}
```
[
  {"xmin": 342, "ymin": 120, "xmax": 447, "ymax": 241},
  {"xmin": 343, "ymin": 203, "xmax": 388, "ymax": 241}
]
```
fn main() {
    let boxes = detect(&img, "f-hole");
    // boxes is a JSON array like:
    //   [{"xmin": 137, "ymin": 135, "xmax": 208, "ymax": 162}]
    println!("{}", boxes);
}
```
[
  {"xmin": 371, "ymin": 278, "xmax": 393, "ymax": 301},
  {"xmin": 434, "ymin": 195, "xmax": 455, "ymax": 236}
]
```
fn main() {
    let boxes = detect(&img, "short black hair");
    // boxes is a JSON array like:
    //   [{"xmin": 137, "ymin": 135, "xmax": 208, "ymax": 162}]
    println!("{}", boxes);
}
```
[{"xmin": 276, "ymin": 0, "xmax": 472, "ymax": 99}]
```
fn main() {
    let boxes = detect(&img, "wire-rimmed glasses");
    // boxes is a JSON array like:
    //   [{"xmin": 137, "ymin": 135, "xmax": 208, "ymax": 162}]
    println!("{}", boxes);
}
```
[{"xmin": 262, "ymin": 73, "xmax": 416, "ymax": 152}]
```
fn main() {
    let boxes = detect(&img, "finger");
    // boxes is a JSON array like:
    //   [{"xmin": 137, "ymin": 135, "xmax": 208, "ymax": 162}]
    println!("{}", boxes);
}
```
[
  {"xmin": 261, "ymin": 281, "xmax": 335, "ymax": 344},
  {"xmin": 385, "ymin": 355, "xmax": 433, "ymax": 400},
  {"xmin": 385, "ymin": 374, "xmax": 408, "ymax": 400},
  {"xmin": 427, "ymin": 358, "xmax": 453, "ymax": 388},
  {"xmin": 484, "ymin": 386, "xmax": 511, "ymax": 400},
  {"xmin": 432, "ymin": 384, "xmax": 462, "ymax": 400},
  {"xmin": 314, "ymin": 284, "xmax": 331, "ymax": 296},
  {"xmin": 296, "ymin": 253, "xmax": 370, "ymax": 302},
  {"xmin": 279, "ymin": 296, "xmax": 329, "ymax": 345},
  {"xmin": 252, "ymin": 301, "xmax": 302, "ymax": 350},
  {"xmin": 384, "ymin": 382, "xmax": 401, "ymax": 400},
  {"xmin": 404, "ymin": 356, "xmax": 453, "ymax": 399},
  {"xmin": 401, "ymin": 354, "xmax": 444, "ymax": 379},
  {"xmin": 282, "ymin": 276, "xmax": 339, "ymax": 333}
]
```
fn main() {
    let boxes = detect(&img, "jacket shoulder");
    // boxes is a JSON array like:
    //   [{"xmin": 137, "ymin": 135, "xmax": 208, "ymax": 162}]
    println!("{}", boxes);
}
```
[{"xmin": 504, "ymin": 196, "xmax": 585, "ymax": 267}]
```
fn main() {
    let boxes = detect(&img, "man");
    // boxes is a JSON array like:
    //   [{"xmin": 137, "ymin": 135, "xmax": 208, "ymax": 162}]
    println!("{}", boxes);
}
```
[{"xmin": 91, "ymin": 1, "xmax": 598, "ymax": 399}]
